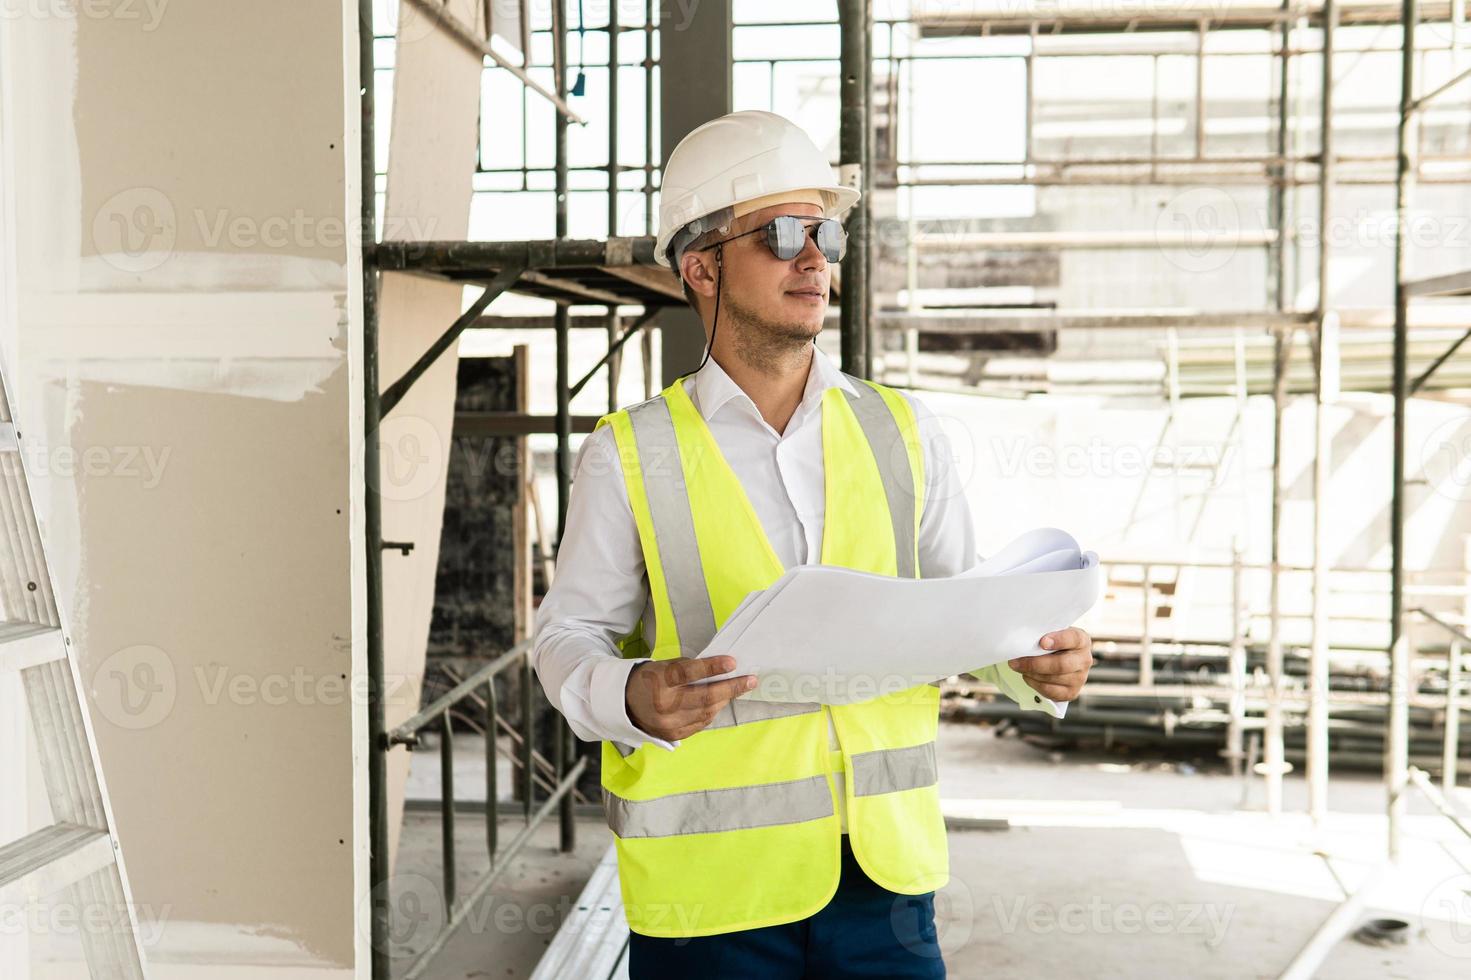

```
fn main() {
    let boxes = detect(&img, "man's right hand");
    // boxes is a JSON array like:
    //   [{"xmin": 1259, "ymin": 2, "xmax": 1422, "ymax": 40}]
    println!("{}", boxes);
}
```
[{"xmin": 625, "ymin": 656, "xmax": 757, "ymax": 742}]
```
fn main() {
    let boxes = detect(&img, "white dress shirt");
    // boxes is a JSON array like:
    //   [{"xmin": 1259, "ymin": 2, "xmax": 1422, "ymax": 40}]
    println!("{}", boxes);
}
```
[{"xmin": 531, "ymin": 343, "xmax": 1066, "ymax": 832}]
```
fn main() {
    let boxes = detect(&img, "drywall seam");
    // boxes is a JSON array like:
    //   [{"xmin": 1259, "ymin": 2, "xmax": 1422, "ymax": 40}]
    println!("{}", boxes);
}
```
[{"xmin": 341, "ymin": 0, "xmax": 370, "ymax": 974}]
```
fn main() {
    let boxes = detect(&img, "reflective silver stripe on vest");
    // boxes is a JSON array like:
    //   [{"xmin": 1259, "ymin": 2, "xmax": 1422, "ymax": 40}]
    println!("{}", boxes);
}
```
[
  {"xmin": 840, "ymin": 377, "xmax": 918, "ymax": 579},
  {"xmin": 604, "ymin": 773, "xmax": 834, "ymax": 839},
  {"xmin": 623, "ymin": 397, "xmax": 825, "ymax": 733},
  {"xmin": 626, "ymin": 398, "xmax": 718, "ymax": 655},
  {"xmin": 610, "ymin": 699, "xmax": 821, "ymax": 757},
  {"xmin": 849, "ymin": 741, "xmax": 938, "ymax": 798},
  {"xmin": 707, "ymin": 698, "xmax": 822, "ymax": 730}
]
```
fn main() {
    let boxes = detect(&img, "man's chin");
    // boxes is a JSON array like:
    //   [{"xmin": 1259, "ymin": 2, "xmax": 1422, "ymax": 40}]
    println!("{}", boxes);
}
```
[
  {"xmin": 781, "ymin": 320, "xmax": 824, "ymax": 343},
  {"xmin": 781, "ymin": 311, "xmax": 826, "ymax": 339}
]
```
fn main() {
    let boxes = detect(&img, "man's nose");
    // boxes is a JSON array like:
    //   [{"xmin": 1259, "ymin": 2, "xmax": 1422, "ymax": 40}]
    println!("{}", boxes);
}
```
[{"xmin": 794, "ymin": 228, "xmax": 825, "ymax": 272}]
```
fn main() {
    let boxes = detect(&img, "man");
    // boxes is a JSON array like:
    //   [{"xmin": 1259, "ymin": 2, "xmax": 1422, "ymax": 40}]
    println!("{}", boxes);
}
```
[{"xmin": 532, "ymin": 109, "xmax": 1094, "ymax": 978}]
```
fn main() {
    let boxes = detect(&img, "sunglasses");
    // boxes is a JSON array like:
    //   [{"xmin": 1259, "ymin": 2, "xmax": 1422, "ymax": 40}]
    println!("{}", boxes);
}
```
[{"xmin": 695, "ymin": 214, "xmax": 848, "ymax": 263}]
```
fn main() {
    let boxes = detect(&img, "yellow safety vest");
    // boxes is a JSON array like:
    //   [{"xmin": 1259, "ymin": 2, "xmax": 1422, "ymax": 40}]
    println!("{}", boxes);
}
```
[{"xmin": 594, "ymin": 370, "xmax": 948, "ymax": 939}]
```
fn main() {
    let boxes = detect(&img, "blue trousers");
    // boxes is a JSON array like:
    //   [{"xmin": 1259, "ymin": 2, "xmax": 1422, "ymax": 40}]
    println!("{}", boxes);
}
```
[{"xmin": 626, "ymin": 835, "xmax": 946, "ymax": 979}]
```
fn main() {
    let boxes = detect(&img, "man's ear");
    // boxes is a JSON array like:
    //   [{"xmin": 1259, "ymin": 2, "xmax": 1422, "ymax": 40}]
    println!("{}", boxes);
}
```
[{"xmin": 680, "ymin": 249, "xmax": 719, "ymax": 303}]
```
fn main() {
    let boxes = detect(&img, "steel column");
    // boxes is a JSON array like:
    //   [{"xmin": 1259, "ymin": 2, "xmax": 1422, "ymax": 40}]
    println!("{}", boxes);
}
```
[
  {"xmin": 643, "ymin": 0, "xmax": 656, "ymax": 405},
  {"xmin": 1388, "ymin": 0, "xmax": 1419, "ymax": 863},
  {"xmin": 1447, "ymin": 638, "xmax": 1463, "ymax": 792},
  {"xmin": 1266, "ymin": 326, "xmax": 1293, "ymax": 816},
  {"xmin": 440, "ymin": 712, "xmax": 456, "ymax": 905},
  {"xmin": 1263, "ymin": 0, "xmax": 1296, "ymax": 817},
  {"xmin": 657, "ymin": 0, "xmax": 733, "ymax": 384},
  {"xmin": 551, "ymin": 0, "xmax": 576, "ymax": 855},
  {"xmin": 862, "ymin": 0, "xmax": 876, "ymax": 380},
  {"xmin": 607, "ymin": 0, "xmax": 622, "ymax": 411},
  {"xmin": 360, "ymin": 0, "xmax": 389, "ymax": 973},
  {"xmin": 1226, "ymin": 543, "xmax": 1247, "ymax": 777},
  {"xmin": 485, "ymin": 680, "xmax": 497, "ymax": 860},
  {"xmin": 839, "ymin": 0, "xmax": 870, "ymax": 377},
  {"xmin": 1309, "ymin": 0, "xmax": 1336, "ymax": 826}
]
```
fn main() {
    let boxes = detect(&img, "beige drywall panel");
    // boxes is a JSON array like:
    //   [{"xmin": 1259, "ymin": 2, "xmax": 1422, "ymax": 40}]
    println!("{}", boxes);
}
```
[
  {"xmin": 0, "ymin": 2, "xmax": 365, "ymax": 976},
  {"xmin": 376, "ymin": 0, "xmax": 484, "ymax": 871}
]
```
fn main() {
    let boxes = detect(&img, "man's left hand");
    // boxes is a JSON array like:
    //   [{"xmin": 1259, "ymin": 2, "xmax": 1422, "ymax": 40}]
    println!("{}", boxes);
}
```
[{"xmin": 1007, "ymin": 627, "xmax": 1094, "ymax": 703}]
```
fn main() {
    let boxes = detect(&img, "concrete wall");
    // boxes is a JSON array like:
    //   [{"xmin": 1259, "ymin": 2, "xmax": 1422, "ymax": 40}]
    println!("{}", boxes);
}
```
[{"xmin": 0, "ymin": 3, "xmax": 365, "ymax": 977}]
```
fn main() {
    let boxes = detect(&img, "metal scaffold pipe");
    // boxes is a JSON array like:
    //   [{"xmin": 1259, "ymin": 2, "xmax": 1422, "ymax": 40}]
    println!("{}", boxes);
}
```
[
  {"xmin": 1388, "ymin": 0, "xmax": 1419, "ymax": 864},
  {"xmin": 358, "ymin": 0, "xmax": 389, "ymax": 975},
  {"xmin": 1310, "ymin": 0, "xmax": 1337, "ymax": 828},
  {"xmin": 839, "ymin": 0, "xmax": 870, "ymax": 378}
]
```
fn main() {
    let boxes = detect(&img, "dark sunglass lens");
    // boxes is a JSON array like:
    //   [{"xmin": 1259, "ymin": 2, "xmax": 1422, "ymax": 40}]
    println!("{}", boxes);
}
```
[
  {"xmin": 816, "ymin": 219, "xmax": 846, "ymax": 262},
  {"xmin": 766, "ymin": 215, "xmax": 807, "ymax": 261}
]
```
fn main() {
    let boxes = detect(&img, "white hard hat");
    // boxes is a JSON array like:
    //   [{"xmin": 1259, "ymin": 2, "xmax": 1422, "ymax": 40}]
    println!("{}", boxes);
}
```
[{"xmin": 654, "ymin": 110, "xmax": 861, "ymax": 269}]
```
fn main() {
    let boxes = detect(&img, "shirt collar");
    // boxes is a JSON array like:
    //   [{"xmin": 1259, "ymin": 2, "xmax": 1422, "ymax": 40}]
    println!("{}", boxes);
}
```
[{"xmin": 688, "ymin": 344, "xmax": 858, "ymax": 422}]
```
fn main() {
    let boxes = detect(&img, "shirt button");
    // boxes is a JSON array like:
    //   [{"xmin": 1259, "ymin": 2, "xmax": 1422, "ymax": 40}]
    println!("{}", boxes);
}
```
[{"xmin": 1034, "ymin": 696, "xmax": 1041, "ymax": 703}]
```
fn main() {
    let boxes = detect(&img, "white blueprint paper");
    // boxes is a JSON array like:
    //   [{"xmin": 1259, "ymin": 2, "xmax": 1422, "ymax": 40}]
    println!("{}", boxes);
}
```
[{"xmin": 691, "ymin": 527, "xmax": 1103, "ymax": 705}]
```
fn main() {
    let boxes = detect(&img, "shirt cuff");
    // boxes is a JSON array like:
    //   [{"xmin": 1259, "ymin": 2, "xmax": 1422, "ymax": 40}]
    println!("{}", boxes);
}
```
[
  {"xmin": 968, "ymin": 663, "xmax": 1070, "ymax": 720},
  {"xmin": 588, "ymin": 655, "xmax": 680, "ymax": 752}
]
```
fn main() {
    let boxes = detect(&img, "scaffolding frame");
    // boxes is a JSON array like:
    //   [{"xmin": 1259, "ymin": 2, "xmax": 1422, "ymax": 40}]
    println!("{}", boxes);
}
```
[
  {"xmin": 1389, "ymin": 0, "xmax": 1471, "ymax": 863},
  {"xmin": 360, "ymin": 3, "xmax": 680, "ymax": 977},
  {"xmin": 877, "ymin": 4, "xmax": 1471, "ymax": 855},
  {"xmin": 361, "ymin": 1, "xmax": 884, "ymax": 975},
  {"xmin": 355, "ymin": 2, "xmax": 1471, "ymax": 975},
  {"xmin": 855, "ymin": 3, "xmax": 1471, "ymax": 405}
]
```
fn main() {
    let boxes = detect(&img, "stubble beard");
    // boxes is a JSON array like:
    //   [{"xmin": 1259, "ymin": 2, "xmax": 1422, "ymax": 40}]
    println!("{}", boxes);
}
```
[{"xmin": 720, "ymin": 289, "xmax": 823, "ymax": 374}]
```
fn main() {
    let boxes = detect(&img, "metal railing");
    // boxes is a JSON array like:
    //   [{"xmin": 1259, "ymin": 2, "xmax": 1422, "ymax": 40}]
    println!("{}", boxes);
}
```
[
  {"xmin": 383, "ymin": 639, "xmax": 586, "ymax": 979},
  {"xmin": 964, "ymin": 551, "xmax": 1471, "ymax": 797},
  {"xmin": 1279, "ymin": 712, "xmax": 1468, "ymax": 980},
  {"xmin": 1413, "ymin": 607, "xmax": 1469, "ymax": 796},
  {"xmin": 360, "ymin": 2, "xmax": 591, "ymax": 975},
  {"xmin": 1405, "ymin": 764, "xmax": 1471, "ymax": 841}
]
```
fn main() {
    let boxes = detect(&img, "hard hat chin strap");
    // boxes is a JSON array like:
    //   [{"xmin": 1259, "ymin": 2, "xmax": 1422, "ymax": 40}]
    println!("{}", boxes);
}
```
[{"xmin": 695, "ymin": 245, "xmax": 722, "ymax": 375}]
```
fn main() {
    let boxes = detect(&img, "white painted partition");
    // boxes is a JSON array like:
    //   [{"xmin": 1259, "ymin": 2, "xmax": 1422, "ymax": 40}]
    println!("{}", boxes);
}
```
[{"xmin": 0, "ymin": 3, "xmax": 366, "ymax": 977}]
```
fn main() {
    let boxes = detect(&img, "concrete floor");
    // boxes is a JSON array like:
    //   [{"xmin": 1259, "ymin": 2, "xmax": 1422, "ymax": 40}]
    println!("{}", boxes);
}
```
[
  {"xmin": 396, "ymin": 722, "xmax": 1471, "ymax": 979},
  {"xmin": 387, "ymin": 810, "xmax": 610, "ymax": 980}
]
